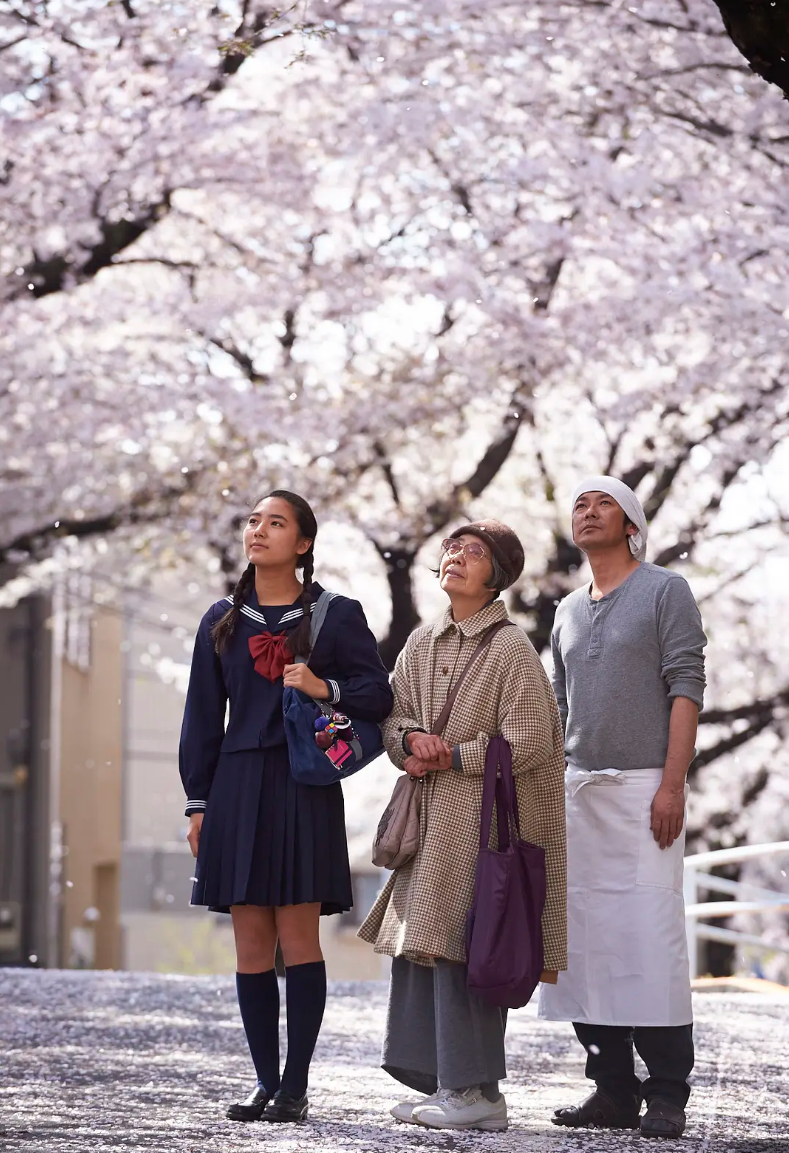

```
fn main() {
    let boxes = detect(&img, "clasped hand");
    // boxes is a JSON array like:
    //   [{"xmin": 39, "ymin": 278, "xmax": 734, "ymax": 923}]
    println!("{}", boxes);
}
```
[{"xmin": 404, "ymin": 733, "xmax": 453, "ymax": 777}]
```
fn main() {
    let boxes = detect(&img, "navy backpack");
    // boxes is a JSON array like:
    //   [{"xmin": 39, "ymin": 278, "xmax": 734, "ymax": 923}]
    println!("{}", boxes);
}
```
[{"xmin": 282, "ymin": 591, "xmax": 384, "ymax": 786}]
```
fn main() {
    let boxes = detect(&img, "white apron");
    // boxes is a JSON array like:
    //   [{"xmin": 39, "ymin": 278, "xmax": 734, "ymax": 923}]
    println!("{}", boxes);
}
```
[{"xmin": 539, "ymin": 767, "xmax": 692, "ymax": 1027}]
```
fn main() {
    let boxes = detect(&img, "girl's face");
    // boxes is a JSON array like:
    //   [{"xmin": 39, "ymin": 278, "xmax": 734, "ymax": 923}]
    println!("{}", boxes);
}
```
[
  {"xmin": 439, "ymin": 533, "xmax": 494, "ymax": 599},
  {"xmin": 243, "ymin": 497, "xmax": 312, "ymax": 569}
]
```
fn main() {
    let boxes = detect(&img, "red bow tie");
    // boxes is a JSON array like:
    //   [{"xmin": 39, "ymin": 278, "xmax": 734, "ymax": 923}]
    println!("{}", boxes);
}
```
[{"xmin": 248, "ymin": 631, "xmax": 293, "ymax": 681}]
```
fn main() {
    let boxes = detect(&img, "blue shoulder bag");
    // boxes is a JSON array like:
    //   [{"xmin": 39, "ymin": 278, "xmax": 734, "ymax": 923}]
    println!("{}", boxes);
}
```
[{"xmin": 283, "ymin": 591, "xmax": 384, "ymax": 786}]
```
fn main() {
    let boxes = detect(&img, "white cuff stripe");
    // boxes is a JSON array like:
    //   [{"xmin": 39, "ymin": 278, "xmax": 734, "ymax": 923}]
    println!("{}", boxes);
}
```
[{"xmin": 327, "ymin": 679, "xmax": 341, "ymax": 704}]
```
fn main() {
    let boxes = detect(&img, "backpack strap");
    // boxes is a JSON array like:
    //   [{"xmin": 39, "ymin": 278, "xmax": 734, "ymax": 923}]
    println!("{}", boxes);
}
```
[{"xmin": 294, "ymin": 589, "xmax": 337, "ymax": 666}]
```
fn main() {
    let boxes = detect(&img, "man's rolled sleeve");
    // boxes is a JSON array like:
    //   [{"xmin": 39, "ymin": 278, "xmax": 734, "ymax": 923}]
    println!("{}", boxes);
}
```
[{"xmin": 657, "ymin": 577, "xmax": 707, "ymax": 711}]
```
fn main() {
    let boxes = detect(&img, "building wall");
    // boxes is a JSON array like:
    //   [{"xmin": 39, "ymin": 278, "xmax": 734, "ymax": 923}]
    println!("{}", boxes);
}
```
[
  {"xmin": 0, "ymin": 594, "xmax": 54, "ymax": 967},
  {"xmin": 0, "ymin": 599, "xmax": 35, "ymax": 964},
  {"xmin": 59, "ymin": 607, "xmax": 123, "ymax": 969},
  {"xmin": 120, "ymin": 578, "xmax": 222, "ymax": 970}
]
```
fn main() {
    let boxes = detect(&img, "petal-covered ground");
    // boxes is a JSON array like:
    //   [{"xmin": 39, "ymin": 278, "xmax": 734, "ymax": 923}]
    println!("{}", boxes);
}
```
[{"xmin": 0, "ymin": 970, "xmax": 787, "ymax": 1152}]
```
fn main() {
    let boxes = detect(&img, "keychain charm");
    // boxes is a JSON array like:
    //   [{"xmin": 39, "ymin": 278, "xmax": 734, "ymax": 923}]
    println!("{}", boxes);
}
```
[{"xmin": 314, "ymin": 712, "xmax": 352, "ymax": 750}]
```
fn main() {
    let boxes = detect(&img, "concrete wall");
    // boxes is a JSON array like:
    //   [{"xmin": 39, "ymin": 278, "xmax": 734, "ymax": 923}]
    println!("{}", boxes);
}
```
[{"xmin": 59, "ymin": 607, "xmax": 123, "ymax": 969}]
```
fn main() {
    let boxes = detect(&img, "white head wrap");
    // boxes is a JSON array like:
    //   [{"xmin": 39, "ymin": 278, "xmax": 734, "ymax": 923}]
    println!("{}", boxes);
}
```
[{"xmin": 571, "ymin": 475, "xmax": 648, "ymax": 561}]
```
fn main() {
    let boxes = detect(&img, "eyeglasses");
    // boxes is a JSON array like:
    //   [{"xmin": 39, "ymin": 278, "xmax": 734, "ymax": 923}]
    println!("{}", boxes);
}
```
[{"xmin": 441, "ymin": 538, "xmax": 489, "ymax": 565}]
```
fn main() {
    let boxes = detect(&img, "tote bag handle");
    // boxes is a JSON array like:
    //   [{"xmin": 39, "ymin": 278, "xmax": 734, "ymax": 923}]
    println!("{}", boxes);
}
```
[{"xmin": 480, "ymin": 735, "xmax": 523, "ymax": 852}]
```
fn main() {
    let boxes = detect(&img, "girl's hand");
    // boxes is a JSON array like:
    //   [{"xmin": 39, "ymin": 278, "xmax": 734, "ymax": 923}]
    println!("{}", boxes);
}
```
[
  {"xmin": 283, "ymin": 663, "xmax": 330, "ymax": 699},
  {"xmin": 540, "ymin": 970, "xmax": 559, "ymax": 984},
  {"xmin": 187, "ymin": 813, "xmax": 204, "ymax": 858}
]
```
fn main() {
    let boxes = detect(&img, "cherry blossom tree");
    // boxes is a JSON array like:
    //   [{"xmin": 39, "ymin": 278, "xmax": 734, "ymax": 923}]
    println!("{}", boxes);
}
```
[
  {"xmin": 710, "ymin": 0, "xmax": 789, "ymax": 100},
  {"xmin": 2, "ymin": 0, "xmax": 789, "ymax": 927}
]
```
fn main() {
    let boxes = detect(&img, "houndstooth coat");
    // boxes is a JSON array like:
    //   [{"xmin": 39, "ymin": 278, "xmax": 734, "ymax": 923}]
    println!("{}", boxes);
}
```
[{"xmin": 358, "ymin": 598, "xmax": 568, "ymax": 971}]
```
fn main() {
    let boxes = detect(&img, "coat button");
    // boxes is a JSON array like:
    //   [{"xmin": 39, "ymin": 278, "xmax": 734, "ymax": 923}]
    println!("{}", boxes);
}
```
[{"xmin": 442, "ymin": 667, "xmax": 449, "ymax": 675}]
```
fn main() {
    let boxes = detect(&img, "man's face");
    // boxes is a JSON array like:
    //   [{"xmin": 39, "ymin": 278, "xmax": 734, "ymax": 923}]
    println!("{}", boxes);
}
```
[{"xmin": 572, "ymin": 491, "xmax": 634, "ymax": 552}]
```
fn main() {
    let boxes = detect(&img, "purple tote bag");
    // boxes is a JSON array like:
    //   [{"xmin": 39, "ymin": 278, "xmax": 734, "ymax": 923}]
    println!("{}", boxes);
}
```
[{"xmin": 465, "ymin": 736, "xmax": 547, "ymax": 1009}]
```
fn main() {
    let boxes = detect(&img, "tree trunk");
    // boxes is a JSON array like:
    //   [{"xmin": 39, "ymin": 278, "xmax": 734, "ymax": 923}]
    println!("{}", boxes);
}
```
[
  {"xmin": 377, "ymin": 549, "xmax": 420, "ymax": 671},
  {"xmin": 712, "ymin": 0, "xmax": 789, "ymax": 99}
]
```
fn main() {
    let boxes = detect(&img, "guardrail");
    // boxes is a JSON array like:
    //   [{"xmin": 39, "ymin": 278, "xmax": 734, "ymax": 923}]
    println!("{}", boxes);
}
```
[{"xmin": 684, "ymin": 842, "xmax": 789, "ymax": 980}]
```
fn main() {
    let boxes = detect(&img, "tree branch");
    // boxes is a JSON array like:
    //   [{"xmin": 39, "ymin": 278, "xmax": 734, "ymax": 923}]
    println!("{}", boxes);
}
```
[
  {"xmin": 709, "ymin": 0, "xmax": 789, "ymax": 101},
  {"xmin": 423, "ymin": 377, "xmax": 533, "ymax": 536},
  {"xmin": 206, "ymin": 335, "xmax": 270, "ymax": 386},
  {"xmin": 3, "ymin": 192, "xmax": 172, "ymax": 302},
  {"xmin": 373, "ymin": 442, "xmax": 401, "ymax": 508},
  {"xmin": 0, "ymin": 477, "xmax": 199, "ymax": 567},
  {"xmin": 0, "ymin": 33, "xmax": 28, "ymax": 52}
]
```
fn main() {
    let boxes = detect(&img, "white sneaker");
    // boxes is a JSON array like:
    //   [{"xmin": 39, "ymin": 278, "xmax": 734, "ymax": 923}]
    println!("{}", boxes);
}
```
[
  {"xmin": 390, "ymin": 1090, "xmax": 447, "ymax": 1125},
  {"xmin": 413, "ymin": 1086, "xmax": 508, "ymax": 1131}
]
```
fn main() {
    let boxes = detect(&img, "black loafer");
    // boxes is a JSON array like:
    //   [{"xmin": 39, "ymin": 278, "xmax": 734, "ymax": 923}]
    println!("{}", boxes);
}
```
[
  {"xmin": 641, "ymin": 1098, "xmax": 686, "ymax": 1139},
  {"xmin": 226, "ymin": 1085, "xmax": 271, "ymax": 1122},
  {"xmin": 552, "ymin": 1089, "xmax": 640, "ymax": 1130},
  {"xmin": 264, "ymin": 1089, "xmax": 309, "ymax": 1122}
]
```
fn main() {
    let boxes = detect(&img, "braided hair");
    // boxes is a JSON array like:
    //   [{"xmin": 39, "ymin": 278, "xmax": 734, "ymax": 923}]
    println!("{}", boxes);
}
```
[
  {"xmin": 211, "ymin": 562, "xmax": 256, "ymax": 654},
  {"xmin": 211, "ymin": 490, "xmax": 318, "ymax": 657}
]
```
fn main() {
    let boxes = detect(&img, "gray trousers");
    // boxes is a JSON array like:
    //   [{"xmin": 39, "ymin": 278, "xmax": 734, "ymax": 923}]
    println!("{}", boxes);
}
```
[{"xmin": 382, "ymin": 957, "xmax": 507, "ymax": 1094}]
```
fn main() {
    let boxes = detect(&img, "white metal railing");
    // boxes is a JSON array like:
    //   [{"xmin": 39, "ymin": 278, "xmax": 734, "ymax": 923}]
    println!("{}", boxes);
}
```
[{"xmin": 684, "ymin": 842, "xmax": 789, "ymax": 979}]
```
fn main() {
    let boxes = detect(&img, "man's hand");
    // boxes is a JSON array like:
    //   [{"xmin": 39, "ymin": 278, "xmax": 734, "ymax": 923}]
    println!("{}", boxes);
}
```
[
  {"xmin": 650, "ymin": 784, "xmax": 685, "ymax": 849},
  {"xmin": 408, "ymin": 732, "xmax": 452, "ymax": 768},
  {"xmin": 282, "ymin": 663, "xmax": 329, "ymax": 699}
]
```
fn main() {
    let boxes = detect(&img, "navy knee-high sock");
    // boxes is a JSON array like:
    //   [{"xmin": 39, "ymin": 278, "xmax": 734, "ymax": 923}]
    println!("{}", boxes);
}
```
[
  {"xmin": 235, "ymin": 969, "xmax": 281, "ymax": 1095},
  {"xmin": 281, "ymin": 961, "xmax": 327, "ymax": 1097}
]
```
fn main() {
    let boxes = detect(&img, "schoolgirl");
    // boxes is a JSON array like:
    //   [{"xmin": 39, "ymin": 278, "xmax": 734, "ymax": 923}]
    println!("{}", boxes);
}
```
[{"xmin": 180, "ymin": 490, "xmax": 393, "ymax": 1123}]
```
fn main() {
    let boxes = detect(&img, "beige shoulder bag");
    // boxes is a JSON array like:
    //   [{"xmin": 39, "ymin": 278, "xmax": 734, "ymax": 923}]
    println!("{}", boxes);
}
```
[{"xmin": 371, "ymin": 619, "xmax": 513, "ymax": 869}]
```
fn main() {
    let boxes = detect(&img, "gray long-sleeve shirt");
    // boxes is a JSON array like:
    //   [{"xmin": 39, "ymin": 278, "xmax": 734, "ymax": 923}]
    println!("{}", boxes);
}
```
[{"xmin": 551, "ymin": 563, "xmax": 706, "ymax": 771}]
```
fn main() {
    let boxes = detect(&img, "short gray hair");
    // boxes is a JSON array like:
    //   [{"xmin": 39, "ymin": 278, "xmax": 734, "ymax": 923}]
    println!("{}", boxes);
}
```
[{"xmin": 484, "ymin": 553, "xmax": 509, "ymax": 597}]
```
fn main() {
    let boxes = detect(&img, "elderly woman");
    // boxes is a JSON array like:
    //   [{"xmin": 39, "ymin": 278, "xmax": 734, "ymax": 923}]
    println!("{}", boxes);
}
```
[{"xmin": 359, "ymin": 520, "xmax": 567, "ymax": 1133}]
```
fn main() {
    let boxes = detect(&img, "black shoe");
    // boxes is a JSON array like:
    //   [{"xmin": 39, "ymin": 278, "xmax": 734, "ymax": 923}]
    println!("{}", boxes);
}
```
[
  {"xmin": 552, "ymin": 1089, "xmax": 640, "ymax": 1130},
  {"xmin": 264, "ymin": 1089, "xmax": 309, "ymax": 1123},
  {"xmin": 226, "ymin": 1085, "xmax": 271, "ymax": 1122},
  {"xmin": 641, "ymin": 1098, "xmax": 686, "ymax": 1139}
]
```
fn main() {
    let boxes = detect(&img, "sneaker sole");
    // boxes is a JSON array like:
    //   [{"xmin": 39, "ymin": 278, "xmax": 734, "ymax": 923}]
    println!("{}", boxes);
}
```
[
  {"xmin": 417, "ymin": 1116, "xmax": 508, "ymax": 1131},
  {"xmin": 390, "ymin": 1108, "xmax": 427, "ymax": 1126},
  {"xmin": 552, "ymin": 1118, "xmax": 640, "ymax": 1130}
]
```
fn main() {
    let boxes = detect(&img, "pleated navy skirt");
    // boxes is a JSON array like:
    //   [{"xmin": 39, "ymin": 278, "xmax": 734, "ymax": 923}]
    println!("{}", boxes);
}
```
[{"xmin": 191, "ymin": 745, "xmax": 353, "ymax": 916}]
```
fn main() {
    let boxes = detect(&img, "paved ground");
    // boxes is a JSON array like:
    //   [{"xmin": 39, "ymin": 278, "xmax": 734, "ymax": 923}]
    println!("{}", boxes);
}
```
[{"xmin": 1, "ymin": 970, "xmax": 788, "ymax": 1153}]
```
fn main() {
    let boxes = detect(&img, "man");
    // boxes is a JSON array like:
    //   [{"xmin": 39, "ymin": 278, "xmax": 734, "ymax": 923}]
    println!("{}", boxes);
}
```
[{"xmin": 539, "ymin": 476, "xmax": 706, "ymax": 1140}]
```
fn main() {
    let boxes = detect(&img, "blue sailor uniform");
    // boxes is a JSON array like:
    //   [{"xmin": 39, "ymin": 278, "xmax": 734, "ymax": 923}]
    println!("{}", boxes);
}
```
[{"xmin": 179, "ymin": 582, "xmax": 393, "ymax": 915}]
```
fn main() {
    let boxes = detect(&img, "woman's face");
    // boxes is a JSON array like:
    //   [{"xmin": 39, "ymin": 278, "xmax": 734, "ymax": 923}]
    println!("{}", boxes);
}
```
[
  {"xmin": 439, "ymin": 533, "xmax": 494, "ymax": 599},
  {"xmin": 243, "ymin": 497, "xmax": 311, "ymax": 569}
]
